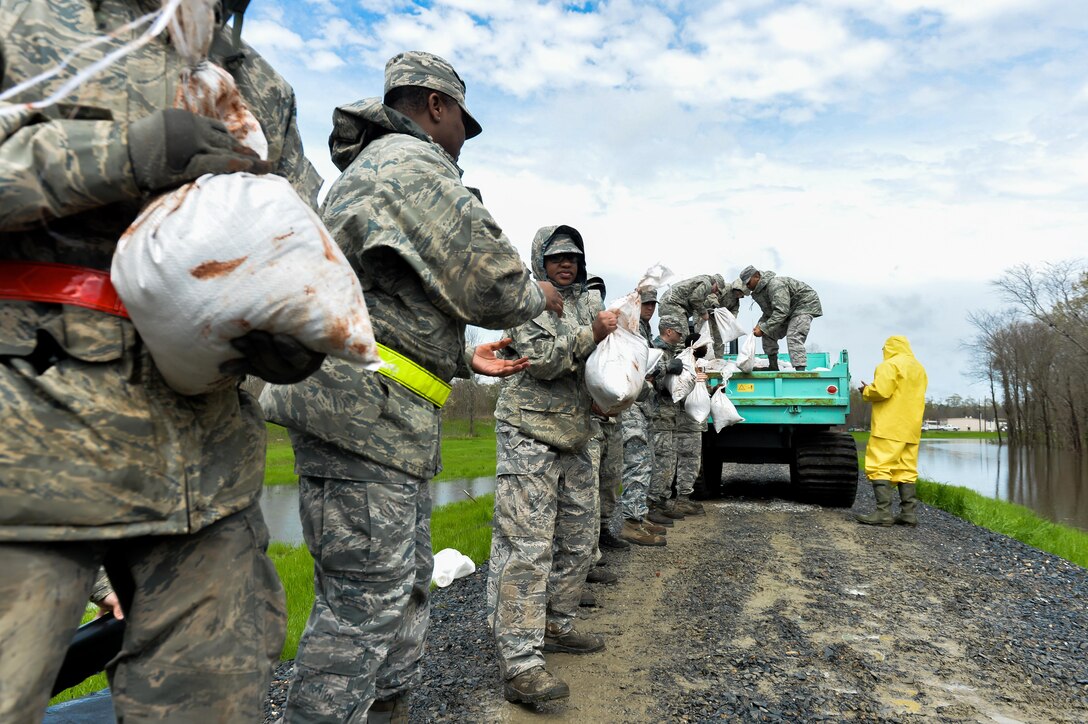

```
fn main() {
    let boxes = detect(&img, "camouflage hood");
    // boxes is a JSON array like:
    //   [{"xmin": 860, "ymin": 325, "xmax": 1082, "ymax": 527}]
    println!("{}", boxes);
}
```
[
  {"xmin": 329, "ymin": 98, "xmax": 441, "ymax": 171},
  {"xmin": 531, "ymin": 225, "xmax": 588, "ymax": 290}
]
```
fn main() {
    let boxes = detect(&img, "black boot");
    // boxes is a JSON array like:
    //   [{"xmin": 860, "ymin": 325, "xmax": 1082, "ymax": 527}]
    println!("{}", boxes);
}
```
[
  {"xmin": 856, "ymin": 481, "xmax": 894, "ymax": 526},
  {"xmin": 766, "ymin": 354, "xmax": 779, "ymax": 371},
  {"xmin": 599, "ymin": 527, "xmax": 630, "ymax": 550}
]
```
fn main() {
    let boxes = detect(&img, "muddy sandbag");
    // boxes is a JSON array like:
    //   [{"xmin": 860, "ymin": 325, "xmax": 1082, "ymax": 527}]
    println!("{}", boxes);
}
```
[{"xmin": 111, "ymin": 173, "xmax": 381, "ymax": 395}]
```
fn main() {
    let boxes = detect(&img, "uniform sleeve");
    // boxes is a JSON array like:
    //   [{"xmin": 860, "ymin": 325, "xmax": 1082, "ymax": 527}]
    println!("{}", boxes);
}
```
[
  {"xmin": 760, "ymin": 281, "xmax": 792, "ymax": 338},
  {"xmin": 511, "ymin": 313, "xmax": 596, "ymax": 381},
  {"xmin": 89, "ymin": 567, "xmax": 114, "ymax": 606},
  {"xmin": 862, "ymin": 360, "xmax": 899, "ymax": 402},
  {"xmin": 0, "ymin": 105, "xmax": 141, "ymax": 231}
]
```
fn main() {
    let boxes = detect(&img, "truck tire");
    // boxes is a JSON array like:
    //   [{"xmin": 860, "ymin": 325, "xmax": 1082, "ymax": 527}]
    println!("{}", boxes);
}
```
[{"xmin": 790, "ymin": 431, "xmax": 858, "ymax": 507}]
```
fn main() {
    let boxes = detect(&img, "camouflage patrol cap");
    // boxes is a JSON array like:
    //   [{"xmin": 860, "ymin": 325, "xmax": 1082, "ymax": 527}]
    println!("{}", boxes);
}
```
[
  {"xmin": 659, "ymin": 316, "xmax": 684, "ymax": 333},
  {"xmin": 384, "ymin": 51, "xmax": 482, "ymax": 139},
  {"xmin": 543, "ymin": 234, "xmax": 582, "ymax": 256},
  {"xmin": 639, "ymin": 288, "xmax": 658, "ymax": 304},
  {"xmin": 739, "ymin": 265, "xmax": 759, "ymax": 284}
]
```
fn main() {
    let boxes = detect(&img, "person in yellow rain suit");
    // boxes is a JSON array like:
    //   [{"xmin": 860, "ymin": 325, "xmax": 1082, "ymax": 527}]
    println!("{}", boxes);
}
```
[{"xmin": 856, "ymin": 336, "xmax": 929, "ymax": 527}]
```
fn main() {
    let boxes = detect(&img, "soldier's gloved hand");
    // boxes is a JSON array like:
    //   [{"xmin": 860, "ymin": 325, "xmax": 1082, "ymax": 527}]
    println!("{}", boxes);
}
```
[
  {"xmin": 666, "ymin": 358, "xmax": 684, "ymax": 375},
  {"xmin": 128, "ymin": 108, "xmax": 272, "ymax": 193},
  {"xmin": 219, "ymin": 330, "xmax": 325, "ymax": 384}
]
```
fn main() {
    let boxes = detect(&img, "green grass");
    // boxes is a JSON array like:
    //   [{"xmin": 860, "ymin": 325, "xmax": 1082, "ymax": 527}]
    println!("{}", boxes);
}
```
[
  {"xmin": 268, "ymin": 541, "xmax": 316, "ymax": 661},
  {"xmin": 48, "ymin": 607, "xmax": 109, "ymax": 706},
  {"xmin": 264, "ymin": 420, "xmax": 499, "ymax": 485}
]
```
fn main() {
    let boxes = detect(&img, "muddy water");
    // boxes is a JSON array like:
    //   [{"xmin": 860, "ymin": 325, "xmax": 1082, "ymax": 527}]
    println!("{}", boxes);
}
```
[
  {"xmin": 918, "ymin": 439, "xmax": 1088, "ymax": 532},
  {"xmin": 261, "ymin": 477, "xmax": 499, "ymax": 544}
]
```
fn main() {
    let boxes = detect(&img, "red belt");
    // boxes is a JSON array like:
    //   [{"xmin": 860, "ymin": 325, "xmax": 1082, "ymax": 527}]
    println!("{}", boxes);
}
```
[{"xmin": 0, "ymin": 261, "xmax": 129, "ymax": 318}]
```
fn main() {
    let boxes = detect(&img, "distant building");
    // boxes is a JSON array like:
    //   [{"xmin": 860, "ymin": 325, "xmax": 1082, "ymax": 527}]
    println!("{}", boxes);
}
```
[{"xmin": 945, "ymin": 416, "xmax": 1000, "ymax": 432}]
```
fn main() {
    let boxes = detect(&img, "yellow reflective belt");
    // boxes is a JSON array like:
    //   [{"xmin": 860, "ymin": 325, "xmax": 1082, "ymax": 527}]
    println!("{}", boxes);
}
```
[{"xmin": 375, "ymin": 343, "xmax": 452, "ymax": 408}]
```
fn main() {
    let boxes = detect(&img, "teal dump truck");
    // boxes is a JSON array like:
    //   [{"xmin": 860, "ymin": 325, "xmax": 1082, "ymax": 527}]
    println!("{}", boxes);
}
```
[{"xmin": 698, "ymin": 350, "xmax": 858, "ymax": 507}]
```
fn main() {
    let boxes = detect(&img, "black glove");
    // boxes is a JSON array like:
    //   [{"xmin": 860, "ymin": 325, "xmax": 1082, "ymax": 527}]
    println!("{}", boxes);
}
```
[
  {"xmin": 219, "ymin": 330, "xmax": 325, "ymax": 385},
  {"xmin": 666, "ymin": 358, "xmax": 684, "ymax": 375},
  {"xmin": 128, "ymin": 108, "xmax": 271, "ymax": 193}
]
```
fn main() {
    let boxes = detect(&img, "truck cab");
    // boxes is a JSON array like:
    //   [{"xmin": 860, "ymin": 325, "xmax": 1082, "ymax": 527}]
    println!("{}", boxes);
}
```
[{"xmin": 699, "ymin": 350, "xmax": 859, "ymax": 507}]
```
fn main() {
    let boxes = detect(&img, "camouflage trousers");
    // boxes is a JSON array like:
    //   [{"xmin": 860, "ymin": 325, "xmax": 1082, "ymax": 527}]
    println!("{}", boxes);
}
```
[
  {"xmin": 286, "ymin": 476, "xmax": 432, "ymax": 723},
  {"xmin": 618, "ymin": 403, "xmax": 654, "ymax": 520},
  {"xmin": 674, "ymin": 429, "xmax": 702, "ymax": 496},
  {"xmin": 0, "ymin": 504, "xmax": 285, "ymax": 724},
  {"xmin": 761, "ymin": 313, "xmax": 814, "ymax": 369},
  {"xmin": 587, "ymin": 419, "xmax": 622, "ymax": 529},
  {"xmin": 649, "ymin": 427, "xmax": 678, "ymax": 505},
  {"xmin": 487, "ymin": 424, "xmax": 596, "ymax": 680}
]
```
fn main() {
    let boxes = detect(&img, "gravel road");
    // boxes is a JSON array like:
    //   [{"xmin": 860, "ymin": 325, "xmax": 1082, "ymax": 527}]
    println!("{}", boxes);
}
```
[{"xmin": 265, "ymin": 463, "xmax": 1088, "ymax": 722}]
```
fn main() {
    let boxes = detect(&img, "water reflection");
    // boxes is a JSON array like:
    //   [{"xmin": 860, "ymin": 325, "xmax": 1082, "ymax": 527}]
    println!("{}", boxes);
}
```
[
  {"xmin": 918, "ymin": 440, "xmax": 1088, "ymax": 532},
  {"xmin": 261, "ymin": 476, "xmax": 499, "ymax": 544}
]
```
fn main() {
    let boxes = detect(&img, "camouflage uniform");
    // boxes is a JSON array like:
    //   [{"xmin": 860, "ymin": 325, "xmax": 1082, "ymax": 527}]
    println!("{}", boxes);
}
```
[
  {"xmin": 261, "ymin": 53, "xmax": 545, "ymax": 721},
  {"xmin": 749, "ymin": 270, "xmax": 823, "ymax": 369},
  {"xmin": 486, "ymin": 226, "xmax": 600, "ymax": 680},
  {"xmin": 618, "ymin": 311, "xmax": 658, "ymax": 521},
  {"xmin": 584, "ymin": 290, "xmax": 622, "ymax": 549},
  {"xmin": 0, "ymin": 2, "xmax": 318, "ymax": 720},
  {"xmin": 674, "ymin": 403, "xmax": 707, "ymax": 498},
  {"xmin": 658, "ymin": 274, "xmax": 724, "ymax": 333},
  {"xmin": 648, "ymin": 336, "xmax": 683, "ymax": 506}
]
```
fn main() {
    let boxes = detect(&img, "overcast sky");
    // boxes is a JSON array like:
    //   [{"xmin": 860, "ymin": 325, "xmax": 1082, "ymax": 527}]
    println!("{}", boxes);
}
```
[{"xmin": 242, "ymin": 0, "xmax": 1087, "ymax": 402}]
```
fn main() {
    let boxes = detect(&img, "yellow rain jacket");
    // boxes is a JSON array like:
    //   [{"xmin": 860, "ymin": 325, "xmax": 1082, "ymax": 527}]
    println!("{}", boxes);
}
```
[{"xmin": 862, "ymin": 336, "xmax": 928, "ymax": 444}]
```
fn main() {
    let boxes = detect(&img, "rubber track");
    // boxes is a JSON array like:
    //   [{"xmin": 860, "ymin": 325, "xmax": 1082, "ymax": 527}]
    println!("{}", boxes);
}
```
[{"xmin": 792, "ymin": 431, "xmax": 859, "ymax": 507}]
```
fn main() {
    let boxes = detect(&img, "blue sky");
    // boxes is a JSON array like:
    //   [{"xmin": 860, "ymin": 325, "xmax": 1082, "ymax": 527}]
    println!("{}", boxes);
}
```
[{"xmin": 241, "ymin": 0, "xmax": 1088, "ymax": 402}]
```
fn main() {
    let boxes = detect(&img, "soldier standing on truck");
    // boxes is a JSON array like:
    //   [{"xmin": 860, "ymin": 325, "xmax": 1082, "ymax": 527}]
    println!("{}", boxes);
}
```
[
  {"xmin": 486, "ymin": 225, "xmax": 616, "ymax": 704},
  {"xmin": 739, "ymin": 265, "xmax": 823, "ymax": 371},
  {"xmin": 261, "ymin": 52, "xmax": 558, "ymax": 722},
  {"xmin": 617, "ymin": 290, "xmax": 669, "ymax": 547},
  {"xmin": 658, "ymin": 273, "xmax": 726, "ymax": 333},
  {"xmin": 0, "ymin": 1, "xmax": 324, "ymax": 720},
  {"xmin": 856, "ymin": 336, "xmax": 928, "ymax": 527}
]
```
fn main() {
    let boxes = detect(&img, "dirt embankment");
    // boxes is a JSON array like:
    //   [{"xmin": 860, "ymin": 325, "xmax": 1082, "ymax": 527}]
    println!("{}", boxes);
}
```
[{"xmin": 268, "ymin": 466, "xmax": 1088, "ymax": 722}]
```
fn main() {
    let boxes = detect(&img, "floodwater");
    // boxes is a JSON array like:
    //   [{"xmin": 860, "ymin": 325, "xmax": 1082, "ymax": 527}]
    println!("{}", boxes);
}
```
[
  {"xmin": 917, "ymin": 439, "xmax": 1088, "ymax": 532},
  {"xmin": 261, "ymin": 476, "xmax": 499, "ymax": 544}
]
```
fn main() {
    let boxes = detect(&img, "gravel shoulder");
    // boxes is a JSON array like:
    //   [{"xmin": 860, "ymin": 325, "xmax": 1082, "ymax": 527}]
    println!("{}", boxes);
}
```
[{"xmin": 267, "ymin": 464, "xmax": 1088, "ymax": 722}]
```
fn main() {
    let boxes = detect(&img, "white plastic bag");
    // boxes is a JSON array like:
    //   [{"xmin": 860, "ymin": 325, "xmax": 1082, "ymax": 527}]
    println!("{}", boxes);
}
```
[
  {"xmin": 736, "ymin": 334, "xmax": 758, "ymax": 373},
  {"xmin": 112, "ymin": 173, "xmax": 381, "ymax": 395},
  {"xmin": 711, "ymin": 306, "xmax": 745, "ymax": 343},
  {"xmin": 645, "ymin": 347, "xmax": 664, "ymax": 374},
  {"xmin": 431, "ymin": 548, "xmax": 475, "ymax": 588},
  {"xmin": 585, "ymin": 327, "xmax": 648, "ymax": 415},
  {"xmin": 667, "ymin": 347, "xmax": 697, "ymax": 403},
  {"xmin": 684, "ymin": 378, "xmax": 711, "ymax": 423},
  {"xmin": 710, "ymin": 386, "xmax": 745, "ymax": 432}
]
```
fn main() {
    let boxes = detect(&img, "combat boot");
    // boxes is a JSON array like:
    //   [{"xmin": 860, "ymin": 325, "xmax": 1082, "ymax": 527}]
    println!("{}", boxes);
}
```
[
  {"xmin": 598, "ymin": 527, "xmax": 630, "ymax": 550},
  {"xmin": 504, "ymin": 667, "xmax": 570, "ymax": 703},
  {"xmin": 543, "ymin": 627, "xmax": 606, "ymax": 654},
  {"xmin": 367, "ymin": 694, "xmax": 408, "ymax": 724},
  {"xmin": 895, "ymin": 483, "xmax": 919, "ymax": 526},
  {"xmin": 640, "ymin": 519, "xmax": 667, "ymax": 535},
  {"xmin": 587, "ymin": 566, "xmax": 619, "ymax": 584},
  {"xmin": 645, "ymin": 509, "xmax": 674, "ymax": 527},
  {"xmin": 619, "ymin": 520, "xmax": 666, "ymax": 546},
  {"xmin": 856, "ymin": 481, "xmax": 894, "ymax": 526},
  {"xmin": 659, "ymin": 499, "xmax": 686, "ymax": 520},
  {"xmin": 793, "ymin": 365, "xmax": 805, "ymax": 372},
  {"xmin": 674, "ymin": 495, "xmax": 705, "ymax": 516},
  {"xmin": 766, "ymin": 353, "xmax": 779, "ymax": 371},
  {"xmin": 579, "ymin": 589, "xmax": 598, "ymax": 607}
]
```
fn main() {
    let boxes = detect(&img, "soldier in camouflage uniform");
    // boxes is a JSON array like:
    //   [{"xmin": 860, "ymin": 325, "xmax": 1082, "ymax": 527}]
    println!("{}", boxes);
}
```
[
  {"xmin": 647, "ymin": 318, "xmax": 689, "ymax": 522},
  {"xmin": 658, "ymin": 273, "xmax": 726, "ymax": 332},
  {"xmin": 616, "ymin": 289, "xmax": 668, "ymax": 546},
  {"xmin": 672, "ymin": 335, "xmax": 708, "ymax": 516},
  {"xmin": 486, "ymin": 225, "xmax": 618, "ymax": 704},
  {"xmin": 0, "ymin": 1, "xmax": 323, "ymax": 721},
  {"xmin": 260, "ymin": 52, "xmax": 552, "ymax": 722},
  {"xmin": 739, "ymin": 266, "xmax": 823, "ymax": 371}
]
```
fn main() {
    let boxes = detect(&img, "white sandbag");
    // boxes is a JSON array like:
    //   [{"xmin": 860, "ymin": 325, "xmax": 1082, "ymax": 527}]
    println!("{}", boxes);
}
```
[
  {"xmin": 754, "ymin": 357, "xmax": 770, "ymax": 370},
  {"xmin": 736, "ymin": 334, "xmax": 757, "ymax": 373},
  {"xmin": 431, "ymin": 548, "xmax": 476, "ymax": 588},
  {"xmin": 684, "ymin": 378, "xmax": 712, "ymax": 423},
  {"xmin": 112, "ymin": 173, "xmax": 381, "ymax": 395},
  {"xmin": 712, "ymin": 306, "xmax": 745, "ymax": 343},
  {"xmin": 585, "ymin": 327, "xmax": 648, "ymax": 415},
  {"xmin": 711, "ymin": 386, "xmax": 745, "ymax": 432},
  {"xmin": 667, "ymin": 347, "xmax": 697, "ymax": 403},
  {"xmin": 646, "ymin": 347, "xmax": 664, "ymax": 374}
]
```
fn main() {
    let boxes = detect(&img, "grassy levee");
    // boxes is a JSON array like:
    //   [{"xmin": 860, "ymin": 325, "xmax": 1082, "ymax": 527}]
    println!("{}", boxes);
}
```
[{"xmin": 851, "ymin": 433, "xmax": 1088, "ymax": 569}]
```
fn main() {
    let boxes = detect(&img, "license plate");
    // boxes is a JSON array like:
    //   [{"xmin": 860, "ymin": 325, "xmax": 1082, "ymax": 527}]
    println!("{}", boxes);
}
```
[{"xmin": 736, "ymin": 383, "xmax": 754, "ymax": 392}]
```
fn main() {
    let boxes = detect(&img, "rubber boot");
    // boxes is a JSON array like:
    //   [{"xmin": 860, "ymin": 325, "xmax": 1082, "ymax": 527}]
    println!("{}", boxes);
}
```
[
  {"xmin": 543, "ymin": 627, "xmax": 606, "ymax": 654},
  {"xmin": 895, "ymin": 483, "xmax": 919, "ymax": 526},
  {"xmin": 619, "ymin": 519, "xmax": 666, "ymax": 546},
  {"xmin": 674, "ymin": 494, "xmax": 705, "ymax": 516},
  {"xmin": 504, "ymin": 667, "xmax": 570, "ymax": 703},
  {"xmin": 855, "ymin": 481, "xmax": 894, "ymax": 526},
  {"xmin": 598, "ymin": 527, "xmax": 630, "ymax": 550},
  {"xmin": 367, "ymin": 694, "xmax": 408, "ymax": 724},
  {"xmin": 766, "ymin": 354, "xmax": 779, "ymax": 371}
]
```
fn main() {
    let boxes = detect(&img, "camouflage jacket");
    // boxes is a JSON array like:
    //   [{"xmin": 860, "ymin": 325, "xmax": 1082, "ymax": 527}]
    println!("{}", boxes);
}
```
[
  {"xmin": 262, "ymin": 99, "xmax": 545, "ymax": 480},
  {"xmin": 661, "ymin": 274, "xmax": 719, "ymax": 318},
  {"xmin": 494, "ymin": 226, "xmax": 599, "ymax": 452},
  {"xmin": 750, "ymin": 271, "xmax": 823, "ymax": 339},
  {"xmin": 0, "ymin": 0, "xmax": 320, "ymax": 540}
]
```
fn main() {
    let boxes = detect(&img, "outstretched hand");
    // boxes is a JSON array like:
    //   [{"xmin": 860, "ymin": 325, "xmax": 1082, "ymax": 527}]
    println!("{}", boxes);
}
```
[{"xmin": 471, "ymin": 338, "xmax": 529, "ymax": 378}]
